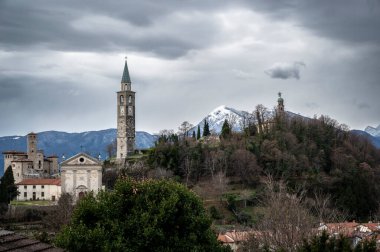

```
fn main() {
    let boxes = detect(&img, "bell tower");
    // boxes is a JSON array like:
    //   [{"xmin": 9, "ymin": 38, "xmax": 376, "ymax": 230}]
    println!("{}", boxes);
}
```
[
  {"xmin": 277, "ymin": 92, "xmax": 285, "ymax": 115},
  {"xmin": 116, "ymin": 57, "xmax": 135, "ymax": 160}
]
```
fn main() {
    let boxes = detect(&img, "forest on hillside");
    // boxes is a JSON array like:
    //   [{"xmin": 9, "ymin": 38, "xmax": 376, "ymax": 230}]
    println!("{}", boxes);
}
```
[{"xmin": 145, "ymin": 105, "xmax": 380, "ymax": 222}]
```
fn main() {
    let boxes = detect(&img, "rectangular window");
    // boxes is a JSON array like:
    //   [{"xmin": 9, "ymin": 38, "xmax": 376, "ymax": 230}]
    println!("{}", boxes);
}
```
[
  {"xmin": 41, "ymin": 192, "xmax": 44, "ymax": 197},
  {"xmin": 41, "ymin": 185, "xmax": 44, "ymax": 189},
  {"xmin": 24, "ymin": 185, "xmax": 27, "ymax": 189},
  {"xmin": 33, "ymin": 185, "xmax": 36, "ymax": 189},
  {"xmin": 24, "ymin": 192, "xmax": 27, "ymax": 198}
]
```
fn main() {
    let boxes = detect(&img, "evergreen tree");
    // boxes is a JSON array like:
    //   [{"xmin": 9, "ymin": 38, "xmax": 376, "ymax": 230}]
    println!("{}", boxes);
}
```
[
  {"xmin": 197, "ymin": 125, "xmax": 201, "ymax": 140},
  {"xmin": 203, "ymin": 120, "xmax": 210, "ymax": 137},
  {"xmin": 221, "ymin": 119, "xmax": 231, "ymax": 139},
  {"xmin": 55, "ymin": 179, "xmax": 230, "ymax": 252},
  {"xmin": 0, "ymin": 166, "xmax": 18, "ymax": 204}
]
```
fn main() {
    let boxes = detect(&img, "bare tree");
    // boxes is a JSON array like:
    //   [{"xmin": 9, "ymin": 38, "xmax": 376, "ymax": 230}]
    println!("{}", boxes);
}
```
[
  {"xmin": 44, "ymin": 193, "xmax": 74, "ymax": 231},
  {"xmin": 306, "ymin": 189, "xmax": 348, "ymax": 223},
  {"xmin": 230, "ymin": 149, "xmax": 262, "ymax": 185},
  {"xmin": 105, "ymin": 139, "xmax": 117, "ymax": 159},
  {"xmin": 254, "ymin": 104, "xmax": 271, "ymax": 134},
  {"xmin": 243, "ymin": 176, "xmax": 315, "ymax": 251},
  {"xmin": 178, "ymin": 121, "xmax": 194, "ymax": 138},
  {"xmin": 147, "ymin": 167, "xmax": 173, "ymax": 179}
]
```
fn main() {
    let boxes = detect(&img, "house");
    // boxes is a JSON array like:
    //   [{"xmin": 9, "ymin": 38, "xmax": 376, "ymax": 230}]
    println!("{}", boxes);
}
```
[
  {"xmin": 318, "ymin": 221, "xmax": 359, "ymax": 237},
  {"xmin": 318, "ymin": 222, "xmax": 380, "ymax": 250},
  {"xmin": 218, "ymin": 230, "xmax": 252, "ymax": 251},
  {"xmin": 16, "ymin": 178, "xmax": 61, "ymax": 201}
]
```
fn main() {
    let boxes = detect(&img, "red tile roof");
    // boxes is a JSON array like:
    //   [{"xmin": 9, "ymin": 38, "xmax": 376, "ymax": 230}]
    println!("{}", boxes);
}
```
[{"xmin": 17, "ymin": 179, "xmax": 61, "ymax": 186}]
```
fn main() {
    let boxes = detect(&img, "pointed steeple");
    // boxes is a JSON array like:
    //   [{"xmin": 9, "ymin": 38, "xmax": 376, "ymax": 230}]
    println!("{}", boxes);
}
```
[{"xmin": 121, "ymin": 57, "xmax": 131, "ymax": 83}]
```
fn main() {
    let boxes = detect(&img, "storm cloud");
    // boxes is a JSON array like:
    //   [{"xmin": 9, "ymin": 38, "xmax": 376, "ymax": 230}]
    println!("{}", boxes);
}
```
[
  {"xmin": 0, "ymin": 0, "xmax": 379, "ymax": 136},
  {"xmin": 265, "ymin": 62, "xmax": 306, "ymax": 80}
]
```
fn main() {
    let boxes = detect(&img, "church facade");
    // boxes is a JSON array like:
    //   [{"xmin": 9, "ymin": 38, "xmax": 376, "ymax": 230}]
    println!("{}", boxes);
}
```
[
  {"xmin": 116, "ymin": 58, "xmax": 136, "ymax": 160},
  {"xmin": 60, "ymin": 152, "xmax": 102, "ymax": 199}
]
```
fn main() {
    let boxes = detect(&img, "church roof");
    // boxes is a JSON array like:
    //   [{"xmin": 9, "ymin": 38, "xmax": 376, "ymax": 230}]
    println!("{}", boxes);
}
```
[
  {"xmin": 60, "ymin": 152, "xmax": 101, "ymax": 166},
  {"xmin": 121, "ymin": 58, "xmax": 131, "ymax": 83}
]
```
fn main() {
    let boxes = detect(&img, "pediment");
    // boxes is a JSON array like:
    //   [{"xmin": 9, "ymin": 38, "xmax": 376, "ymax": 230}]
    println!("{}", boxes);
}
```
[{"xmin": 61, "ymin": 152, "xmax": 101, "ymax": 166}]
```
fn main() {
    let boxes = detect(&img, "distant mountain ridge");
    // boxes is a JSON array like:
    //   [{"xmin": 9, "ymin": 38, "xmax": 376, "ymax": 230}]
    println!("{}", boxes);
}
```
[
  {"xmin": 365, "ymin": 124, "xmax": 380, "ymax": 137},
  {"xmin": 0, "ymin": 129, "xmax": 157, "ymax": 176}
]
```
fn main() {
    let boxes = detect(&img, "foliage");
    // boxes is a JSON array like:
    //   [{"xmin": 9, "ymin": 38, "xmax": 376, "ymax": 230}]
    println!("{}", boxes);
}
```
[
  {"xmin": 209, "ymin": 206, "xmax": 223, "ymax": 220},
  {"xmin": 203, "ymin": 119, "xmax": 211, "ymax": 137},
  {"xmin": 197, "ymin": 125, "xmax": 201, "ymax": 140},
  {"xmin": 147, "ymin": 105, "xmax": 380, "ymax": 221},
  {"xmin": 0, "ymin": 166, "xmax": 18, "ymax": 205},
  {"xmin": 297, "ymin": 231, "xmax": 376, "ymax": 252},
  {"xmin": 221, "ymin": 119, "xmax": 231, "ymax": 139},
  {"xmin": 55, "ymin": 179, "xmax": 230, "ymax": 252}
]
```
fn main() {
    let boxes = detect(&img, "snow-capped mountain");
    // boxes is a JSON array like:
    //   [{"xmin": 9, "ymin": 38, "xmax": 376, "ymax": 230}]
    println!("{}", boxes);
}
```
[
  {"xmin": 0, "ymin": 129, "xmax": 157, "ymax": 176},
  {"xmin": 365, "ymin": 124, "xmax": 380, "ymax": 137},
  {"xmin": 192, "ymin": 105, "xmax": 250, "ymax": 135}
]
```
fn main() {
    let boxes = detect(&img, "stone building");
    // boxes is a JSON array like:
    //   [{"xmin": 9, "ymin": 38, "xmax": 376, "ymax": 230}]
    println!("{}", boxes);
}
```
[
  {"xmin": 60, "ymin": 153, "xmax": 102, "ymax": 199},
  {"xmin": 3, "ymin": 132, "xmax": 59, "ymax": 183},
  {"xmin": 116, "ymin": 58, "xmax": 136, "ymax": 161}
]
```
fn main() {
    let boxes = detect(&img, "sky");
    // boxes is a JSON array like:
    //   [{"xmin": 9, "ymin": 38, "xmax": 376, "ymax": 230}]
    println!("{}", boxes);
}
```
[{"xmin": 0, "ymin": 0, "xmax": 379, "ymax": 136}]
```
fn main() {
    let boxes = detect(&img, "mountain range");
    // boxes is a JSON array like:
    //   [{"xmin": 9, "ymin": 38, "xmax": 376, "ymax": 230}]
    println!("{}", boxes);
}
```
[{"xmin": 0, "ymin": 106, "xmax": 379, "ymax": 176}]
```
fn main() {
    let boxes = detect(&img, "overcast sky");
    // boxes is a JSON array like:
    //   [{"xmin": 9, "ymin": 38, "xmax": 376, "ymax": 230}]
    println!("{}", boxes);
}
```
[{"xmin": 0, "ymin": 0, "xmax": 379, "ymax": 136}]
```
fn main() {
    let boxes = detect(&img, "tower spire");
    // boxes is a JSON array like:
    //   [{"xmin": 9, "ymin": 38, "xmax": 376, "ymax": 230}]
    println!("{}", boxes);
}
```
[{"xmin": 121, "ymin": 57, "xmax": 131, "ymax": 84}]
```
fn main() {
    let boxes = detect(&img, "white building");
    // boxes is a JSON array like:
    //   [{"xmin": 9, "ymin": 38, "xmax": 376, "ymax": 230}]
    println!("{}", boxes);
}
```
[
  {"xmin": 60, "ymin": 153, "xmax": 102, "ymax": 199},
  {"xmin": 16, "ymin": 178, "xmax": 61, "ymax": 201}
]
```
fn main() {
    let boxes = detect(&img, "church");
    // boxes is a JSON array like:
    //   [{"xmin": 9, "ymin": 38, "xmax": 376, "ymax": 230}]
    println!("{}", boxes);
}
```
[{"xmin": 6, "ymin": 58, "xmax": 136, "ymax": 201}]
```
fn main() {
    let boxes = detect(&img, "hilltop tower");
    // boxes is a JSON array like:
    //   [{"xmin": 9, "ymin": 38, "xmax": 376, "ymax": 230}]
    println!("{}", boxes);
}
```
[
  {"xmin": 277, "ymin": 92, "xmax": 285, "ymax": 114},
  {"xmin": 116, "ymin": 58, "xmax": 135, "ymax": 160}
]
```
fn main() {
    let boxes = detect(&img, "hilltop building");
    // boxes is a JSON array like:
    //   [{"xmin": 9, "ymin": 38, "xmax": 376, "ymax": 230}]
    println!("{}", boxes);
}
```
[
  {"xmin": 2, "ymin": 132, "xmax": 59, "ymax": 183},
  {"xmin": 116, "ymin": 58, "xmax": 136, "ymax": 161},
  {"xmin": 277, "ymin": 92, "xmax": 285, "ymax": 115}
]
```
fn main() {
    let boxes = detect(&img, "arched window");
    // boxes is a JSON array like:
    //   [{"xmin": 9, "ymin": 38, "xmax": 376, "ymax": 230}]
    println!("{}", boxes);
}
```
[
  {"xmin": 128, "ymin": 95, "xmax": 132, "ymax": 104},
  {"xmin": 120, "ymin": 95, "xmax": 124, "ymax": 104}
]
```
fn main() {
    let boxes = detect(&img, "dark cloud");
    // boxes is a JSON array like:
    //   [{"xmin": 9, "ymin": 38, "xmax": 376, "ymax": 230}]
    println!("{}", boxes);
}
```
[
  {"xmin": 0, "ymin": 0, "xmax": 226, "ymax": 58},
  {"xmin": 241, "ymin": 0, "xmax": 380, "ymax": 46},
  {"xmin": 357, "ymin": 102, "xmax": 370, "ymax": 109},
  {"xmin": 265, "ymin": 62, "xmax": 306, "ymax": 80}
]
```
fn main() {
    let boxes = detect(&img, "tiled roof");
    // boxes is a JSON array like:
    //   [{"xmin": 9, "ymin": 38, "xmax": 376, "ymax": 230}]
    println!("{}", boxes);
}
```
[
  {"xmin": 0, "ymin": 229, "xmax": 64, "ymax": 252},
  {"xmin": 2, "ymin": 151, "xmax": 27, "ymax": 155},
  {"xmin": 218, "ymin": 231, "xmax": 253, "ymax": 244},
  {"xmin": 16, "ymin": 179, "xmax": 61, "ymax": 186}
]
